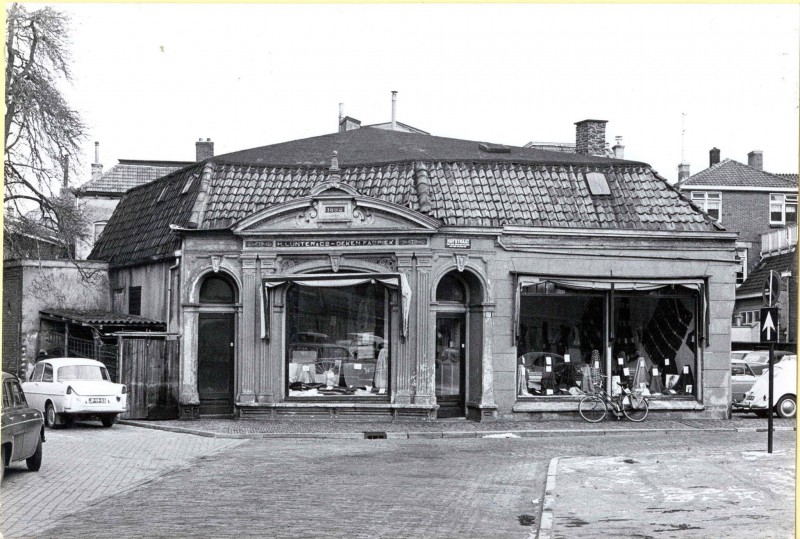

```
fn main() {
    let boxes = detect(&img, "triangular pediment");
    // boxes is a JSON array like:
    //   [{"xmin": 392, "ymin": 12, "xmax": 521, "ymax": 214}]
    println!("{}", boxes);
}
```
[{"xmin": 233, "ymin": 186, "xmax": 440, "ymax": 235}]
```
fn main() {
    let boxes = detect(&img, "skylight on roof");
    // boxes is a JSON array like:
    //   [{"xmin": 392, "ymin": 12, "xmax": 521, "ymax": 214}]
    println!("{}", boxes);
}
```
[{"xmin": 585, "ymin": 172, "xmax": 611, "ymax": 196}]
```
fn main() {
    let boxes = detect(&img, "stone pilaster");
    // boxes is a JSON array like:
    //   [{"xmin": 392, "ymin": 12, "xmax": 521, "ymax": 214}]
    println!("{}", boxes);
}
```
[
  {"xmin": 180, "ymin": 305, "xmax": 200, "ymax": 406},
  {"xmin": 258, "ymin": 255, "xmax": 278, "ymax": 403},
  {"xmin": 394, "ymin": 255, "xmax": 414, "ymax": 404},
  {"xmin": 413, "ymin": 255, "xmax": 433, "ymax": 405},
  {"xmin": 480, "ymin": 303, "xmax": 497, "ymax": 409},
  {"xmin": 238, "ymin": 256, "xmax": 257, "ymax": 404}
]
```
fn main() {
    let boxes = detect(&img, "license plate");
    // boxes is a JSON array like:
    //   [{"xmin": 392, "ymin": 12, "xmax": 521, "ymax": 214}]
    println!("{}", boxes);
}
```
[{"xmin": 88, "ymin": 398, "xmax": 107, "ymax": 404}]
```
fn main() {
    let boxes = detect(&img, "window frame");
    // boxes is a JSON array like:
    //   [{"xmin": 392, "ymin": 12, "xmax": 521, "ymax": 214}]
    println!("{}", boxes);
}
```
[
  {"xmin": 691, "ymin": 191, "xmax": 722, "ymax": 222},
  {"xmin": 128, "ymin": 286, "xmax": 142, "ymax": 316},
  {"xmin": 735, "ymin": 248, "xmax": 748, "ymax": 287},
  {"xmin": 769, "ymin": 193, "xmax": 798, "ymax": 226}
]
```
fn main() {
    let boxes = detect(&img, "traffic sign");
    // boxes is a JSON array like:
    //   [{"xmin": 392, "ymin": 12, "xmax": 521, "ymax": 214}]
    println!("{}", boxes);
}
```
[
  {"xmin": 760, "ymin": 307, "xmax": 779, "ymax": 343},
  {"xmin": 762, "ymin": 270, "xmax": 780, "ymax": 306}
]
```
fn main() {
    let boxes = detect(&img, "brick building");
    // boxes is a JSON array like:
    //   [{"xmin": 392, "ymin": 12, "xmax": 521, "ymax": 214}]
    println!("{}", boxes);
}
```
[
  {"xmin": 89, "ymin": 115, "xmax": 738, "ymax": 421},
  {"xmin": 677, "ymin": 149, "xmax": 797, "ymax": 349}
]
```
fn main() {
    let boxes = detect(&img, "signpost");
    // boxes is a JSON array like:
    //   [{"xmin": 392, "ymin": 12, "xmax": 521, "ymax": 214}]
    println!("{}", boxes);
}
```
[{"xmin": 761, "ymin": 277, "xmax": 779, "ymax": 452}]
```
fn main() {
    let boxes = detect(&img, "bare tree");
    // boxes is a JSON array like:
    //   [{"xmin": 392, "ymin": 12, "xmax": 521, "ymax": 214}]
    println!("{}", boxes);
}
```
[{"xmin": 4, "ymin": 3, "xmax": 89, "ymax": 265}]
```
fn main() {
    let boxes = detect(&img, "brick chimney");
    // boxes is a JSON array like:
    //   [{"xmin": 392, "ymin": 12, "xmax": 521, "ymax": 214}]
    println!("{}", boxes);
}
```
[
  {"xmin": 709, "ymin": 147, "xmax": 720, "ymax": 167},
  {"xmin": 575, "ymin": 119, "xmax": 608, "ymax": 156},
  {"xmin": 196, "ymin": 138, "xmax": 214, "ymax": 161},
  {"xmin": 91, "ymin": 141, "xmax": 103, "ymax": 181},
  {"xmin": 678, "ymin": 161, "xmax": 691, "ymax": 183},
  {"xmin": 748, "ymin": 150, "xmax": 763, "ymax": 171}
]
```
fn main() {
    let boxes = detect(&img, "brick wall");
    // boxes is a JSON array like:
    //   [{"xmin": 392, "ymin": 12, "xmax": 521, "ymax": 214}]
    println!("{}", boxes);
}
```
[
  {"xmin": 717, "ymin": 191, "xmax": 774, "ymax": 273},
  {"xmin": 2, "ymin": 265, "xmax": 24, "ymax": 376}
]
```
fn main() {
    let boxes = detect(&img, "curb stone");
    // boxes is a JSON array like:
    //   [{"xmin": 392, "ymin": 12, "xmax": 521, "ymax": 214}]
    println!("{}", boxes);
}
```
[{"xmin": 537, "ymin": 457, "xmax": 561, "ymax": 539}]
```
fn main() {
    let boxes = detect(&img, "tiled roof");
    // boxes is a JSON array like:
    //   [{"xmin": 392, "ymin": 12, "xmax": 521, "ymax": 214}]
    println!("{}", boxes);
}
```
[
  {"xmin": 736, "ymin": 250, "xmax": 797, "ymax": 297},
  {"xmin": 91, "ymin": 128, "xmax": 722, "ymax": 266},
  {"xmin": 679, "ymin": 159, "xmax": 797, "ymax": 189},
  {"xmin": 77, "ymin": 159, "xmax": 194, "ymax": 195},
  {"xmin": 216, "ymin": 127, "xmax": 638, "ymax": 167}
]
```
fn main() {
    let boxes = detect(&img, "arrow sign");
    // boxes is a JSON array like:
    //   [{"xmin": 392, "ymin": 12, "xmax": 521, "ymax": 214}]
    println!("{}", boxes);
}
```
[{"xmin": 760, "ymin": 307, "xmax": 779, "ymax": 343}]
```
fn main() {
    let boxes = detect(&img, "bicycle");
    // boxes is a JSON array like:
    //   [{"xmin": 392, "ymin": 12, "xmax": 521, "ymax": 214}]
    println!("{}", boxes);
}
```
[{"xmin": 578, "ymin": 374, "xmax": 649, "ymax": 422}]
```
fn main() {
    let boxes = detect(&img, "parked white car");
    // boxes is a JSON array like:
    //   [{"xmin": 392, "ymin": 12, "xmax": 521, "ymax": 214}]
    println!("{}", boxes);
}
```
[
  {"xmin": 733, "ymin": 355, "xmax": 796, "ymax": 419},
  {"xmin": 22, "ymin": 358, "xmax": 127, "ymax": 428}
]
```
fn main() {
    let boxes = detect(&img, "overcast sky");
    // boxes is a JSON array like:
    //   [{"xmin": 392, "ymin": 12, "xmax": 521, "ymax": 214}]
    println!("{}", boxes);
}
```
[{"xmin": 51, "ymin": 3, "xmax": 799, "ymax": 184}]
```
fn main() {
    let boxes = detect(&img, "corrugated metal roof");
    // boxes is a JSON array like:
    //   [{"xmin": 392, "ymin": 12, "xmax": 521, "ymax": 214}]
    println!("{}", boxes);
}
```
[
  {"xmin": 40, "ymin": 309, "xmax": 165, "ymax": 328},
  {"xmin": 680, "ymin": 159, "xmax": 797, "ymax": 189},
  {"xmin": 90, "ymin": 128, "xmax": 723, "ymax": 267}
]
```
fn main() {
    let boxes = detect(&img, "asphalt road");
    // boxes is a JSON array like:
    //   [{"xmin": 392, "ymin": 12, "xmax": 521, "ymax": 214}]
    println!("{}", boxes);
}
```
[{"xmin": 0, "ymin": 421, "xmax": 795, "ymax": 538}]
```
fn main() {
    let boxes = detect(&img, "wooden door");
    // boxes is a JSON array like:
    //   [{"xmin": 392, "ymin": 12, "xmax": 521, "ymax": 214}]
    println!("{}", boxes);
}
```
[
  {"xmin": 435, "ymin": 314, "xmax": 466, "ymax": 418},
  {"xmin": 198, "ymin": 313, "xmax": 235, "ymax": 416}
]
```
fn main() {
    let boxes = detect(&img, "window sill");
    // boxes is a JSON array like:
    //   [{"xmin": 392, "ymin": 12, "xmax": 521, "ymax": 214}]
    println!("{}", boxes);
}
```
[{"xmin": 513, "ymin": 395, "xmax": 703, "ymax": 413}]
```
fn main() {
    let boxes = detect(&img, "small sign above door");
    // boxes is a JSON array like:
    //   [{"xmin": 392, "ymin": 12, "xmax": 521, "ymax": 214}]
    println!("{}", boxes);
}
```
[{"xmin": 446, "ymin": 238, "xmax": 471, "ymax": 249}]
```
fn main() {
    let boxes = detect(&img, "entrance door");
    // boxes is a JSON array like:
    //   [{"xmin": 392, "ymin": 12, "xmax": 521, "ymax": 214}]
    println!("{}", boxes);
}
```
[
  {"xmin": 198, "ymin": 313, "xmax": 234, "ymax": 416},
  {"xmin": 435, "ymin": 314, "xmax": 466, "ymax": 418}
]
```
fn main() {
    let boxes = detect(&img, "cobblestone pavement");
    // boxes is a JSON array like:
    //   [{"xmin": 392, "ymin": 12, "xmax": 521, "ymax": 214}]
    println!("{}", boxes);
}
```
[
  {"xmin": 0, "ymin": 422, "xmax": 245, "ymax": 538},
  {"xmin": 2, "ymin": 419, "xmax": 793, "ymax": 538}
]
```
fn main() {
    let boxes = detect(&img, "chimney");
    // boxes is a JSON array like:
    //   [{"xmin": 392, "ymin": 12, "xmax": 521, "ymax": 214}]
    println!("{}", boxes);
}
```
[
  {"xmin": 339, "ymin": 103, "xmax": 344, "ymax": 125},
  {"xmin": 91, "ymin": 141, "xmax": 103, "ymax": 181},
  {"xmin": 339, "ymin": 116, "xmax": 361, "ymax": 133},
  {"xmin": 575, "ymin": 119, "xmax": 608, "ymax": 156},
  {"xmin": 612, "ymin": 136, "xmax": 625, "ymax": 159},
  {"xmin": 748, "ymin": 150, "xmax": 763, "ymax": 171},
  {"xmin": 678, "ymin": 161, "xmax": 691, "ymax": 183},
  {"xmin": 391, "ymin": 91, "xmax": 397, "ymax": 130},
  {"xmin": 709, "ymin": 147, "xmax": 720, "ymax": 167},
  {"xmin": 196, "ymin": 138, "xmax": 214, "ymax": 161}
]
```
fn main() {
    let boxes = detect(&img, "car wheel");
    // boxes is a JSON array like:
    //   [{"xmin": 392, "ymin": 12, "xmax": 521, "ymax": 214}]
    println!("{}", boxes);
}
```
[
  {"xmin": 776, "ymin": 396, "xmax": 796, "ymax": 419},
  {"xmin": 26, "ymin": 436, "xmax": 42, "ymax": 472},
  {"xmin": 44, "ymin": 402, "xmax": 58, "ymax": 428},
  {"xmin": 101, "ymin": 414, "xmax": 117, "ymax": 428}
]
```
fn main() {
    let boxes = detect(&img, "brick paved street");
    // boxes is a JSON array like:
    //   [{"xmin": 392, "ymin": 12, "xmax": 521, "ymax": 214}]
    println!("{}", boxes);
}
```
[
  {"xmin": 0, "ymin": 422, "xmax": 245, "ymax": 538},
  {"xmin": 1, "ymin": 420, "xmax": 793, "ymax": 538}
]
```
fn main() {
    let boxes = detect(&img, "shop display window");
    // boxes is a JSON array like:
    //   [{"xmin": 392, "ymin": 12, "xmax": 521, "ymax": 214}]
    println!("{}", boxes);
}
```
[
  {"xmin": 285, "ymin": 281, "xmax": 390, "ymax": 398},
  {"xmin": 516, "ymin": 279, "xmax": 700, "ymax": 399}
]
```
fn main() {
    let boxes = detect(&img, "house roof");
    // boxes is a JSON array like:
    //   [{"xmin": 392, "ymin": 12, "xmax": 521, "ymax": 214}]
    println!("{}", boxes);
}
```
[
  {"xmin": 77, "ymin": 159, "xmax": 194, "ymax": 195},
  {"xmin": 679, "ymin": 159, "xmax": 798, "ymax": 189},
  {"xmin": 736, "ymin": 250, "xmax": 797, "ymax": 298},
  {"xmin": 90, "ymin": 127, "xmax": 723, "ymax": 267},
  {"xmin": 215, "ymin": 128, "xmax": 637, "ymax": 167}
]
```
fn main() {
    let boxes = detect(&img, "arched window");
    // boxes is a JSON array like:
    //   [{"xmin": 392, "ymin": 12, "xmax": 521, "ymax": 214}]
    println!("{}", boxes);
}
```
[
  {"xmin": 200, "ymin": 274, "xmax": 236, "ymax": 303},
  {"xmin": 436, "ymin": 273, "xmax": 466, "ymax": 303}
]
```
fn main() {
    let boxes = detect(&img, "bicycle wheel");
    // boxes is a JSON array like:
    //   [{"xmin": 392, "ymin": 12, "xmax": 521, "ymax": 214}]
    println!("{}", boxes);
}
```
[
  {"xmin": 620, "ymin": 393, "xmax": 649, "ymax": 422},
  {"xmin": 579, "ymin": 395, "xmax": 607, "ymax": 422}
]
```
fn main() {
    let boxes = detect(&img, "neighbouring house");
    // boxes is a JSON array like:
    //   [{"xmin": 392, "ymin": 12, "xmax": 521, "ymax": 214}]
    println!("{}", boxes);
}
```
[
  {"xmin": 89, "ymin": 110, "xmax": 737, "ymax": 421},
  {"xmin": 677, "ymin": 149, "xmax": 797, "ymax": 350},
  {"xmin": 2, "ymin": 260, "xmax": 109, "ymax": 378},
  {"xmin": 73, "ymin": 140, "xmax": 209, "ymax": 259}
]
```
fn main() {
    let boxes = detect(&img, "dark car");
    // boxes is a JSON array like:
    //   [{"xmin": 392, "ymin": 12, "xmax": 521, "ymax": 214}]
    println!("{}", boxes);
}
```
[{"xmin": 2, "ymin": 372, "xmax": 45, "ymax": 481}]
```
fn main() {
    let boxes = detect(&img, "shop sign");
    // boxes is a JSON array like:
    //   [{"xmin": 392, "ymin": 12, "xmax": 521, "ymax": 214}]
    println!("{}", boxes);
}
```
[
  {"xmin": 399, "ymin": 238, "xmax": 428, "ymax": 246},
  {"xmin": 445, "ymin": 238, "xmax": 471, "ymax": 249},
  {"xmin": 275, "ymin": 239, "xmax": 397, "ymax": 248}
]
